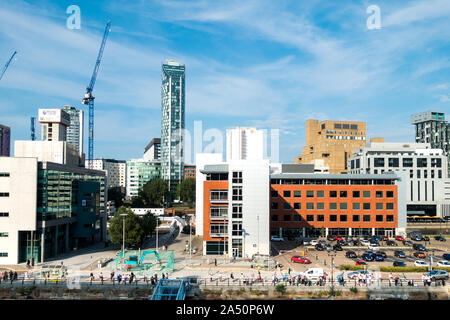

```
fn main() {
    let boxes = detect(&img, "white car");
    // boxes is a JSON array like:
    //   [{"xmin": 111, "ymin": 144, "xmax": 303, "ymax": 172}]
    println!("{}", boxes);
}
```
[
  {"xmin": 271, "ymin": 235, "xmax": 284, "ymax": 242},
  {"xmin": 414, "ymin": 260, "xmax": 429, "ymax": 267},
  {"xmin": 368, "ymin": 243, "xmax": 380, "ymax": 251},
  {"xmin": 310, "ymin": 240, "xmax": 318, "ymax": 246},
  {"xmin": 347, "ymin": 270, "xmax": 373, "ymax": 279},
  {"xmin": 361, "ymin": 240, "xmax": 371, "ymax": 246},
  {"xmin": 437, "ymin": 260, "xmax": 450, "ymax": 267}
]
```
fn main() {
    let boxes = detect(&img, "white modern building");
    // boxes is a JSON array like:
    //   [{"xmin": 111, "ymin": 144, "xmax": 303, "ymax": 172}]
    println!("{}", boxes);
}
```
[
  {"xmin": 15, "ymin": 140, "xmax": 81, "ymax": 167},
  {"xmin": 87, "ymin": 159, "xmax": 127, "ymax": 190},
  {"xmin": 143, "ymin": 138, "xmax": 161, "ymax": 161},
  {"xmin": 38, "ymin": 108, "xmax": 71, "ymax": 142},
  {"xmin": 196, "ymin": 153, "xmax": 270, "ymax": 258},
  {"xmin": 226, "ymin": 127, "xmax": 264, "ymax": 162},
  {"xmin": 126, "ymin": 159, "xmax": 161, "ymax": 198},
  {"xmin": 348, "ymin": 142, "xmax": 450, "ymax": 218}
]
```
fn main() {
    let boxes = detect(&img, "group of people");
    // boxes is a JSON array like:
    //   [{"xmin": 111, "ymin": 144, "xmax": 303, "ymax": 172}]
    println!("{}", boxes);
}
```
[
  {"xmin": 0, "ymin": 270, "xmax": 18, "ymax": 282},
  {"xmin": 84, "ymin": 271, "xmax": 169, "ymax": 286}
]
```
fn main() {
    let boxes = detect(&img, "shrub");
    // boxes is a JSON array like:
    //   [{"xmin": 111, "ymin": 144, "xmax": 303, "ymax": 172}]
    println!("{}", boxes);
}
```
[
  {"xmin": 275, "ymin": 283, "xmax": 286, "ymax": 295},
  {"xmin": 349, "ymin": 287, "xmax": 358, "ymax": 294}
]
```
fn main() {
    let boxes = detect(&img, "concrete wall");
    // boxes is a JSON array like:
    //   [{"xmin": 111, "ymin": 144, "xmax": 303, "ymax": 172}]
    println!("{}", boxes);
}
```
[{"xmin": 15, "ymin": 141, "xmax": 80, "ymax": 167}]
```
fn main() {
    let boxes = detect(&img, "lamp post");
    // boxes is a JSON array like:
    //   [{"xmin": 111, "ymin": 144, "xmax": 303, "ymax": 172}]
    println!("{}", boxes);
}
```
[
  {"xmin": 120, "ymin": 213, "xmax": 127, "ymax": 263},
  {"xmin": 328, "ymin": 251, "xmax": 336, "ymax": 289},
  {"xmin": 189, "ymin": 221, "xmax": 192, "ymax": 265},
  {"xmin": 156, "ymin": 216, "xmax": 159, "ymax": 252}
]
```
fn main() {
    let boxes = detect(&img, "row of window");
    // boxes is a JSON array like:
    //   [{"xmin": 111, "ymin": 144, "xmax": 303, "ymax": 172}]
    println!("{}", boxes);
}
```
[
  {"xmin": 272, "ymin": 190, "xmax": 394, "ymax": 199},
  {"xmin": 271, "ymin": 214, "xmax": 395, "ymax": 223},
  {"xmin": 272, "ymin": 202, "xmax": 395, "ymax": 210},
  {"xmin": 370, "ymin": 157, "xmax": 442, "ymax": 168},
  {"xmin": 0, "ymin": 172, "xmax": 10, "ymax": 177},
  {"xmin": 0, "ymin": 193, "xmax": 9, "ymax": 197},
  {"xmin": 0, "ymin": 213, "xmax": 8, "ymax": 217}
]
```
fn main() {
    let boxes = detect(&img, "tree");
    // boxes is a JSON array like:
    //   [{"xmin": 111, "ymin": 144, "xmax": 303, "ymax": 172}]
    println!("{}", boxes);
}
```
[
  {"xmin": 136, "ymin": 178, "xmax": 169, "ymax": 208},
  {"xmin": 177, "ymin": 178, "xmax": 196, "ymax": 207},
  {"xmin": 108, "ymin": 187, "xmax": 124, "ymax": 208},
  {"xmin": 108, "ymin": 206, "xmax": 157, "ymax": 246}
]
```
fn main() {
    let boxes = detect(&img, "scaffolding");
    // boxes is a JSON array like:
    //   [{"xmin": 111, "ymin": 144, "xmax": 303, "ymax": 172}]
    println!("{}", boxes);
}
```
[{"xmin": 112, "ymin": 249, "xmax": 174, "ymax": 276}]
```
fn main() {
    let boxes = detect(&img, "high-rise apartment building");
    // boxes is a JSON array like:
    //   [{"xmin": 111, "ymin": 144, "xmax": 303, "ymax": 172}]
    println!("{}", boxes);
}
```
[
  {"xmin": 294, "ymin": 119, "xmax": 367, "ymax": 174},
  {"xmin": 143, "ymin": 138, "xmax": 161, "ymax": 161},
  {"xmin": 226, "ymin": 127, "xmax": 264, "ymax": 162},
  {"xmin": 38, "ymin": 108, "xmax": 71, "ymax": 142},
  {"xmin": 411, "ymin": 111, "xmax": 450, "ymax": 175},
  {"xmin": 87, "ymin": 159, "xmax": 127, "ymax": 191},
  {"xmin": 161, "ymin": 59, "xmax": 185, "ymax": 192},
  {"xmin": 63, "ymin": 105, "xmax": 84, "ymax": 158},
  {"xmin": 0, "ymin": 124, "xmax": 10, "ymax": 156}
]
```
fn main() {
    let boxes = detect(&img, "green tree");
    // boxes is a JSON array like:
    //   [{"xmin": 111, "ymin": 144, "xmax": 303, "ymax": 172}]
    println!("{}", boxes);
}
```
[
  {"xmin": 108, "ymin": 187, "xmax": 124, "ymax": 208},
  {"xmin": 177, "ymin": 178, "xmax": 196, "ymax": 207},
  {"xmin": 133, "ymin": 178, "xmax": 169, "ymax": 208},
  {"xmin": 108, "ymin": 206, "xmax": 157, "ymax": 246}
]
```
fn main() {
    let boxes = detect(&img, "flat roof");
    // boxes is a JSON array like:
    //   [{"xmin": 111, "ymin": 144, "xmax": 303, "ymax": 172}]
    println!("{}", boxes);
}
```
[{"xmin": 270, "ymin": 173, "xmax": 399, "ymax": 180}]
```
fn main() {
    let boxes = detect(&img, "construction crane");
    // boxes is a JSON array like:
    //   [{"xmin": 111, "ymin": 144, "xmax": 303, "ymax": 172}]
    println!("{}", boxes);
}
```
[
  {"xmin": 82, "ymin": 21, "xmax": 111, "ymax": 169},
  {"xmin": 0, "ymin": 51, "xmax": 17, "ymax": 81},
  {"xmin": 30, "ymin": 117, "xmax": 36, "ymax": 141}
]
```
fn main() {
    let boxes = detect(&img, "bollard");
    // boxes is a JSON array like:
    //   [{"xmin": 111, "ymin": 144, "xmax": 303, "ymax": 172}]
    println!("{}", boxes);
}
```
[{"xmin": 101, "ymin": 279, "xmax": 104, "ymax": 285}]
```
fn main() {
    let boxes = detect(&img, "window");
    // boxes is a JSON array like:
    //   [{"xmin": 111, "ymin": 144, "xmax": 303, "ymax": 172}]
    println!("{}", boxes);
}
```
[
  {"xmin": 0, "ymin": 233, "xmax": 8, "ymax": 237},
  {"xmin": 403, "ymin": 158, "xmax": 413, "ymax": 167},
  {"xmin": 329, "ymin": 215, "xmax": 337, "ymax": 222},
  {"xmin": 439, "ymin": 170, "xmax": 442, "ymax": 178},
  {"xmin": 417, "ymin": 158, "xmax": 427, "ymax": 168},
  {"xmin": 232, "ymin": 204, "xmax": 242, "ymax": 219},
  {"xmin": 376, "ymin": 191, "xmax": 383, "ymax": 198},
  {"xmin": 0, "ymin": 173, "xmax": 10, "ymax": 177},
  {"xmin": 306, "ymin": 215, "xmax": 314, "ymax": 222},
  {"xmin": 283, "ymin": 203, "xmax": 291, "ymax": 210},
  {"xmin": 424, "ymin": 170, "xmax": 428, "ymax": 179},
  {"xmin": 317, "ymin": 191, "xmax": 324, "ymax": 198},
  {"xmin": 340, "ymin": 191, "xmax": 347, "ymax": 198},
  {"xmin": 211, "ymin": 190, "xmax": 228, "ymax": 201},
  {"xmin": 294, "ymin": 214, "xmax": 301, "ymax": 222},
  {"xmin": 211, "ymin": 206, "xmax": 228, "ymax": 219},
  {"xmin": 353, "ymin": 203, "xmax": 360, "ymax": 210},
  {"xmin": 306, "ymin": 191, "xmax": 314, "ymax": 198},
  {"xmin": 271, "ymin": 190, "xmax": 278, "ymax": 198},
  {"xmin": 0, "ymin": 193, "xmax": 9, "ymax": 197},
  {"xmin": 386, "ymin": 215, "xmax": 394, "ymax": 222},
  {"xmin": 232, "ymin": 222, "xmax": 242, "ymax": 236},
  {"xmin": 417, "ymin": 170, "xmax": 421, "ymax": 178},
  {"xmin": 340, "ymin": 203, "xmax": 348, "ymax": 210},
  {"xmin": 340, "ymin": 215, "xmax": 347, "ymax": 222},
  {"xmin": 294, "ymin": 202, "xmax": 301, "ymax": 210},
  {"xmin": 329, "ymin": 191, "xmax": 337, "ymax": 198},
  {"xmin": 329, "ymin": 203, "xmax": 337, "ymax": 210},
  {"xmin": 210, "ymin": 224, "xmax": 228, "ymax": 236},
  {"xmin": 0, "ymin": 253, "xmax": 8, "ymax": 257},
  {"xmin": 410, "ymin": 170, "xmax": 414, "ymax": 178},
  {"xmin": 374, "ymin": 158, "xmax": 385, "ymax": 167},
  {"xmin": 363, "ymin": 215, "xmax": 371, "ymax": 222},
  {"xmin": 376, "ymin": 203, "xmax": 383, "ymax": 210},
  {"xmin": 271, "ymin": 215, "xmax": 278, "ymax": 221},
  {"xmin": 352, "ymin": 191, "xmax": 360, "ymax": 198},
  {"xmin": 307, "ymin": 203, "xmax": 314, "ymax": 210},
  {"xmin": 388, "ymin": 158, "xmax": 399, "ymax": 167},
  {"xmin": 283, "ymin": 215, "xmax": 291, "ymax": 222},
  {"xmin": 386, "ymin": 191, "xmax": 394, "ymax": 198},
  {"xmin": 363, "ymin": 203, "xmax": 371, "ymax": 210},
  {"xmin": 283, "ymin": 190, "xmax": 291, "ymax": 198},
  {"xmin": 431, "ymin": 158, "xmax": 442, "ymax": 168},
  {"xmin": 363, "ymin": 191, "xmax": 371, "ymax": 198},
  {"xmin": 386, "ymin": 203, "xmax": 394, "ymax": 210},
  {"xmin": 232, "ymin": 186, "xmax": 242, "ymax": 201},
  {"xmin": 232, "ymin": 171, "xmax": 242, "ymax": 183},
  {"xmin": 376, "ymin": 215, "xmax": 383, "ymax": 222},
  {"xmin": 294, "ymin": 191, "xmax": 301, "ymax": 198},
  {"xmin": 352, "ymin": 215, "xmax": 360, "ymax": 222},
  {"xmin": 271, "ymin": 202, "xmax": 278, "ymax": 210},
  {"xmin": 0, "ymin": 213, "xmax": 9, "ymax": 217},
  {"xmin": 317, "ymin": 215, "xmax": 324, "ymax": 222}
]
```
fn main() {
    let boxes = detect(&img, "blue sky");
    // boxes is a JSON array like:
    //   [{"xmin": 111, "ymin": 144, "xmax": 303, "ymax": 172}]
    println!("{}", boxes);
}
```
[{"xmin": 1, "ymin": 0, "xmax": 450, "ymax": 163}]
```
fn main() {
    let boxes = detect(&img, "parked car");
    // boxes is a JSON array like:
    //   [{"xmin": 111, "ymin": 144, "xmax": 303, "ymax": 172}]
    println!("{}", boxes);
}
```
[
  {"xmin": 361, "ymin": 239, "xmax": 371, "ymax": 246},
  {"xmin": 327, "ymin": 235, "xmax": 335, "ymax": 241},
  {"xmin": 434, "ymin": 235, "xmax": 446, "ymax": 242},
  {"xmin": 337, "ymin": 240, "xmax": 347, "ymax": 246},
  {"xmin": 413, "ymin": 243, "xmax": 426, "ymax": 252},
  {"xmin": 395, "ymin": 235, "xmax": 404, "ymax": 241},
  {"xmin": 333, "ymin": 244, "xmax": 343, "ymax": 251},
  {"xmin": 363, "ymin": 253, "xmax": 374, "ymax": 262},
  {"xmin": 374, "ymin": 254, "xmax": 384, "ymax": 261},
  {"xmin": 271, "ymin": 235, "xmax": 284, "ymax": 242},
  {"xmin": 345, "ymin": 251, "xmax": 357, "ymax": 258},
  {"xmin": 393, "ymin": 261, "xmax": 406, "ymax": 267},
  {"xmin": 394, "ymin": 250, "xmax": 406, "ymax": 258},
  {"xmin": 303, "ymin": 239, "xmax": 311, "ymax": 246},
  {"xmin": 291, "ymin": 256, "xmax": 311, "ymax": 264},
  {"xmin": 347, "ymin": 270, "xmax": 373, "ymax": 279},
  {"xmin": 325, "ymin": 244, "xmax": 334, "ymax": 252},
  {"xmin": 355, "ymin": 260, "xmax": 367, "ymax": 266},
  {"xmin": 377, "ymin": 251, "xmax": 387, "ymax": 258},
  {"xmin": 310, "ymin": 240, "xmax": 319, "ymax": 246},
  {"xmin": 403, "ymin": 240, "xmax": 414, "ymax": 246},
  {"xmin": 414, "ymin": 260, "xmax": 429, "ymax": 267},
  {"xmin": 334, "ymin": 235, "xmax": 343, "ymax": 241},
  {"xmin": 443, "ymin": 253, "xmax": 450, "ymax": 261},
  {"xmin": 381, "ymin": 236, "xmax": 389, "ymax": 241},
  {"xmin": 368, "ymin": 243, "xmax": 380, "ymax": 251},
  {"xmin": 437, "ymin": 260, "xmax": 450, "ymax": 267},
  {"xmin": 413, "ymin": 252, "xmax": 426, "ymax": 259},
  {"xmin": 412, "ymin": 235, "xmax": 423, "ymax": 241},
  {"xmin": 422, "ymin": 236, "xmax": 430, "ymax": 242},
  {"xmin": 424, "ymin": 270, "xmax": 449, "ymax": 281},
  {"xmin": 386, "ymin": 240, "xmax": 398, "ymax": 246},
  {"xmin": 371, "ymin": 236, "xmax": 382, "ymax": 242},
  {"xmin": 299, "ymin": 268, "xmax": 325, "ymax": 281},
  {"xmin": 315, "ymin": 244, "xmax": 325, "ymax": 251}
]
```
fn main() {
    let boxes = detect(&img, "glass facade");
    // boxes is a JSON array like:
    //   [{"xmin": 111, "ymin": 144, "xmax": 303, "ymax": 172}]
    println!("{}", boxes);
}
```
[
  {"xmin": 161, "ymin": 60, "xmax": 185, "ymax": 193},
  {"xmin": 127, "ymin": 160, "xmax": 161, "ymax": 197},
  {"xmin": 63, "ymin": 106, "xmax": 83, "ymax": 155}
]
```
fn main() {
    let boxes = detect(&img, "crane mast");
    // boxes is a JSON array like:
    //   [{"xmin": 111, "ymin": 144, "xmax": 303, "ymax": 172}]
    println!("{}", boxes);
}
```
[
  {"xmin": 0, "ymin": 51, "xmax": 17, "ymax": 81},
  {"xmin": 82, "ymin": 21, "xmax": 111, "ymax": 169}
]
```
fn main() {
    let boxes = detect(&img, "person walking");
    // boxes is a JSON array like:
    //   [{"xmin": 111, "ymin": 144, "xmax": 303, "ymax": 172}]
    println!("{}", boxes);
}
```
[
  {"xmin": 99, "ymin": 272, "xmax": 104, "ymax": 284},
  {"xmin": 389, "ymin": 273, "xmax": 393, "ymax": 287},
  {"xmin": 110, "ymin": 271, "xmax": 115, "ymax": 281},
  {"xmin": 214, "ymin": 258, "xmax": 217, "ymax": 267}
]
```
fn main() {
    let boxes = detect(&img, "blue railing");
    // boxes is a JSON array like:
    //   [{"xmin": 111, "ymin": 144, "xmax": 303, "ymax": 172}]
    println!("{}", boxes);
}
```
[{"xmin": 150, "ymin": 279, "xmax": 190, "ymax": 300}]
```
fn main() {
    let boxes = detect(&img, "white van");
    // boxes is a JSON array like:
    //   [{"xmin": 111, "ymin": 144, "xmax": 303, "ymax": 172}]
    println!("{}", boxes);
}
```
[{"xmin": 300, "ymin": 268, "xmax": 325, "ymax": 280}]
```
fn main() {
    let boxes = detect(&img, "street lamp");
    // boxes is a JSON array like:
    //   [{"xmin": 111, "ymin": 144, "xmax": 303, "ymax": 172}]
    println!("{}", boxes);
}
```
[
  {"xmin": 328, "ymin": 251, "xmax": 337, "ymax": 289},
  {"xmin": 120, "ymin": 213, "xmax": 127, "ymax": 263},
  {"xmin": 155, "ymin": 216, "xmax": 159, "ymax": 252}
]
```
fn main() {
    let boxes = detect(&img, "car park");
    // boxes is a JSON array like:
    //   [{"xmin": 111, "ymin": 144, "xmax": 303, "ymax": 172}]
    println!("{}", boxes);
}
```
[
  {"xmin": 271, "ymin": 236, "xmax": 284, "ymax": 242},
  {"xmin": 347, "ymin": 270, "xmax": 373, "ymax": 279},
  {"xmin": 291, "ymin": 256, "xmax": 312, "ymax": 264},
  {"xmin": 395, "ymin": 235, "xmax": 404, "ymax": 241},
  {"xmin": 394, "ymin": 250, "xmax": 406, "ymax": 258},
  {"xmin": 424, "ymin": 270, "xmax": 449, "ymax": 281},
  {"xmin": 345, "ymin": 251, "xmax": 357, "ymax": 258},
  {"xmin": 434, "ymin": 235, "xmax": 446, "ymax": 242},
  {"xmin": 393, "ymin": 261, "xmax": 406, "ymax": 267},
  {"xmin": 414, "ymin": 260, "xmax": 429, "ymax": 267},
  {"xmin": 437, "ymin": 260, "xmax": 450, "ymax": 267},
  {"xmin": 413, "ymin": 252, "xmax": 426, "ymax": 259}
]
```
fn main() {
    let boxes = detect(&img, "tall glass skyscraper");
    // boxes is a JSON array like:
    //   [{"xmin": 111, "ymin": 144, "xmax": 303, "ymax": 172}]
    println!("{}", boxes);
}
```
[
  {"xmin": 161, "ymin": 59, "xmax": 185, "ymax": 193},
  {"xmin": 63, "ymin": 106, "xmax": 84, "ymax": 158}
]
